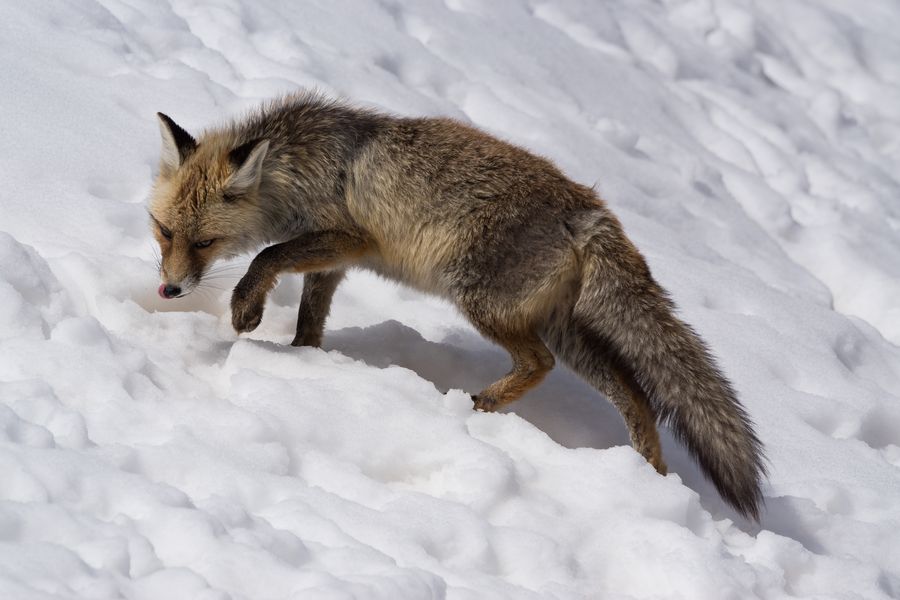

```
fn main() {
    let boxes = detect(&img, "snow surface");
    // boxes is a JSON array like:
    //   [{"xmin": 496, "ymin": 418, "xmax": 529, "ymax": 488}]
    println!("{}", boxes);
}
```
[{"xmin": 2, "ymin": 0, "xmax": 900, "ymax": 598}]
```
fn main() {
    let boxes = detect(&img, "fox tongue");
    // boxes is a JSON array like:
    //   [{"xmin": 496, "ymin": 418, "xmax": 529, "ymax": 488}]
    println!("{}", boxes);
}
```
[{"xmin": 157, "ymin": 284, "xmax": 168, "ymax": 299}]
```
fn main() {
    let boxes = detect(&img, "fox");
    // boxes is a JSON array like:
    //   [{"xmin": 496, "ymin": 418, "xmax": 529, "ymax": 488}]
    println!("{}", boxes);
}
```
[{"xmin": 148, "ymin": 92, "xmax": 766, "ymax": 519}]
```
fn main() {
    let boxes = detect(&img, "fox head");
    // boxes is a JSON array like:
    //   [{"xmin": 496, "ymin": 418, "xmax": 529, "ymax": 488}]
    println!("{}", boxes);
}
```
[{"xmin": 149, "ymin": 113, "xmax": 270, "ymax": 299}]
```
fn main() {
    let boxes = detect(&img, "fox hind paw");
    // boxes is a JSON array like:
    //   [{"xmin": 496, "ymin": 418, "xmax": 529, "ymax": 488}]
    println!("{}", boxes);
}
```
[{"xmin": 472, "ymin": 394, "xmax": 499, "ymax": 412}]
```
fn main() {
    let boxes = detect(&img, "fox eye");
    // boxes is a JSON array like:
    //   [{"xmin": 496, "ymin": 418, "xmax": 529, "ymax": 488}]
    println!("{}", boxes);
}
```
[
  {"xmin": 159, "ymin": 225, "xmax": 173, "ymax": 240},
  {"xmin": 194, "ymin": 239, "xmax": 215, "ymax": 249}
]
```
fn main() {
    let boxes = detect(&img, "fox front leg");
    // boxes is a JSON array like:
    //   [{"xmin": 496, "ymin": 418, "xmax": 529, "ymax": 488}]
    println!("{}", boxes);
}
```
[
  {"xmin": 292, "ymin": 270, "xmax": 346, "ymax": 347},
  {"xmin": 231, "ymin": 231, "xmax": 369, "ymax": 334}
]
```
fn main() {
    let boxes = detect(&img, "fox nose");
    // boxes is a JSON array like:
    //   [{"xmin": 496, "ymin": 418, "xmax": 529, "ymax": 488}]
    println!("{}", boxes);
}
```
[{"xmin": 158, "ymin": 284, "xmax": 182, "ymax": 299}]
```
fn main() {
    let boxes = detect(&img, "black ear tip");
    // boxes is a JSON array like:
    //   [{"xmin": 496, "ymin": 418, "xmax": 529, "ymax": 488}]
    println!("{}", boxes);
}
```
[
  {"xmin": 157, "ymin": 112, "xmax": 198, "ymax": 163},
  {"xmin": 229, "ymin": 138, "xmax": 267, "ymax": 168}
]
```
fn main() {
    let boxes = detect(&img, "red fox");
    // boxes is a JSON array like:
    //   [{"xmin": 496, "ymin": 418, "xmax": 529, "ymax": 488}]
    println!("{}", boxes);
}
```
[{"xmin": 149, "ymin": 93, "xmax": 765, "ymax": 519}]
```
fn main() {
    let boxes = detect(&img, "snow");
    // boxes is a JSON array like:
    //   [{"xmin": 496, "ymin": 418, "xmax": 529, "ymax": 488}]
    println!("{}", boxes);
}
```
[{"xmin": 1, "ymin": 0, "xmax": 900, "ymax": 598}]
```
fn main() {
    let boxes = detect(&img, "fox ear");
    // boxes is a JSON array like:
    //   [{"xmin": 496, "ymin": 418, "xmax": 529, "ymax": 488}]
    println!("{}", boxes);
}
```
[
  {"xmin": 227, "ymin": 139, "xmax": 270, "ymax": 195},
  {"xmin": 157, "ymin": 113, "xmax": 197, "ymax": 175}
]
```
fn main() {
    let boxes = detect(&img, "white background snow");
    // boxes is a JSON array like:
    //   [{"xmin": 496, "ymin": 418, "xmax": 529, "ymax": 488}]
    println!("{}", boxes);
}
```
[{"xmin": 1, "ymin": 0, "xmax": 900, "ymax": 598}]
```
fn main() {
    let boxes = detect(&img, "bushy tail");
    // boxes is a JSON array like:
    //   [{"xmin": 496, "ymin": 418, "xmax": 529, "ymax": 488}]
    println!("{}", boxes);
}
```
[{"xmin": 550, "ymin": 224, "xmax": 766, "ymax": 519}]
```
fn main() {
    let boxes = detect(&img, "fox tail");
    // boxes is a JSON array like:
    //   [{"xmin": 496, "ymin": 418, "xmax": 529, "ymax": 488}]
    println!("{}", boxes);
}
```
[{"xmin": 545, "ymin": 219, "xmax": 765, "ymax": 519}]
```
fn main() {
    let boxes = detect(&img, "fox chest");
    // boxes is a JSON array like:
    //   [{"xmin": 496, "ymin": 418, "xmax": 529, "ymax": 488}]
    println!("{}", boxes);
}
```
[
  {"xmin": 345, "ymin": 171, "xmax": 461, "ymax": 297},
  {"xmin": 359, "ymin": 224, "xmax": 459, "ymax": 298}
]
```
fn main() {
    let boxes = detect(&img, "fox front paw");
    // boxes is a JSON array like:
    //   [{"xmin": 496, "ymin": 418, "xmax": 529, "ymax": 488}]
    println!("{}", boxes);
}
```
[
  {"xmin": 290, "ymin": 331, "xmax": 323, "ymax": 348},
  {"xmin": 290, "ymin": 318, "xmax": 324, "ymax": 348},
  {"xmin": 231, "ymin": 285, "xmax": 266, "ymax": 333}
]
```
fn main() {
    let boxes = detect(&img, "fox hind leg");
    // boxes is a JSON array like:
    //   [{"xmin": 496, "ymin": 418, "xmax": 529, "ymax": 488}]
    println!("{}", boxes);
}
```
[
  {"xmin": 471, "ymin": 329, "xmax": 555, "ymax": 412},
  {"xmin": 601, "ymin": 366, "xmax": 667, "ymax": 474},
  {"xmin": 292, "ymin": 269, "xmax": 345, "ymax": 348},
  {"xmin": 541, "ymin": 318, "xmax": 666, "ymax": 474}
]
